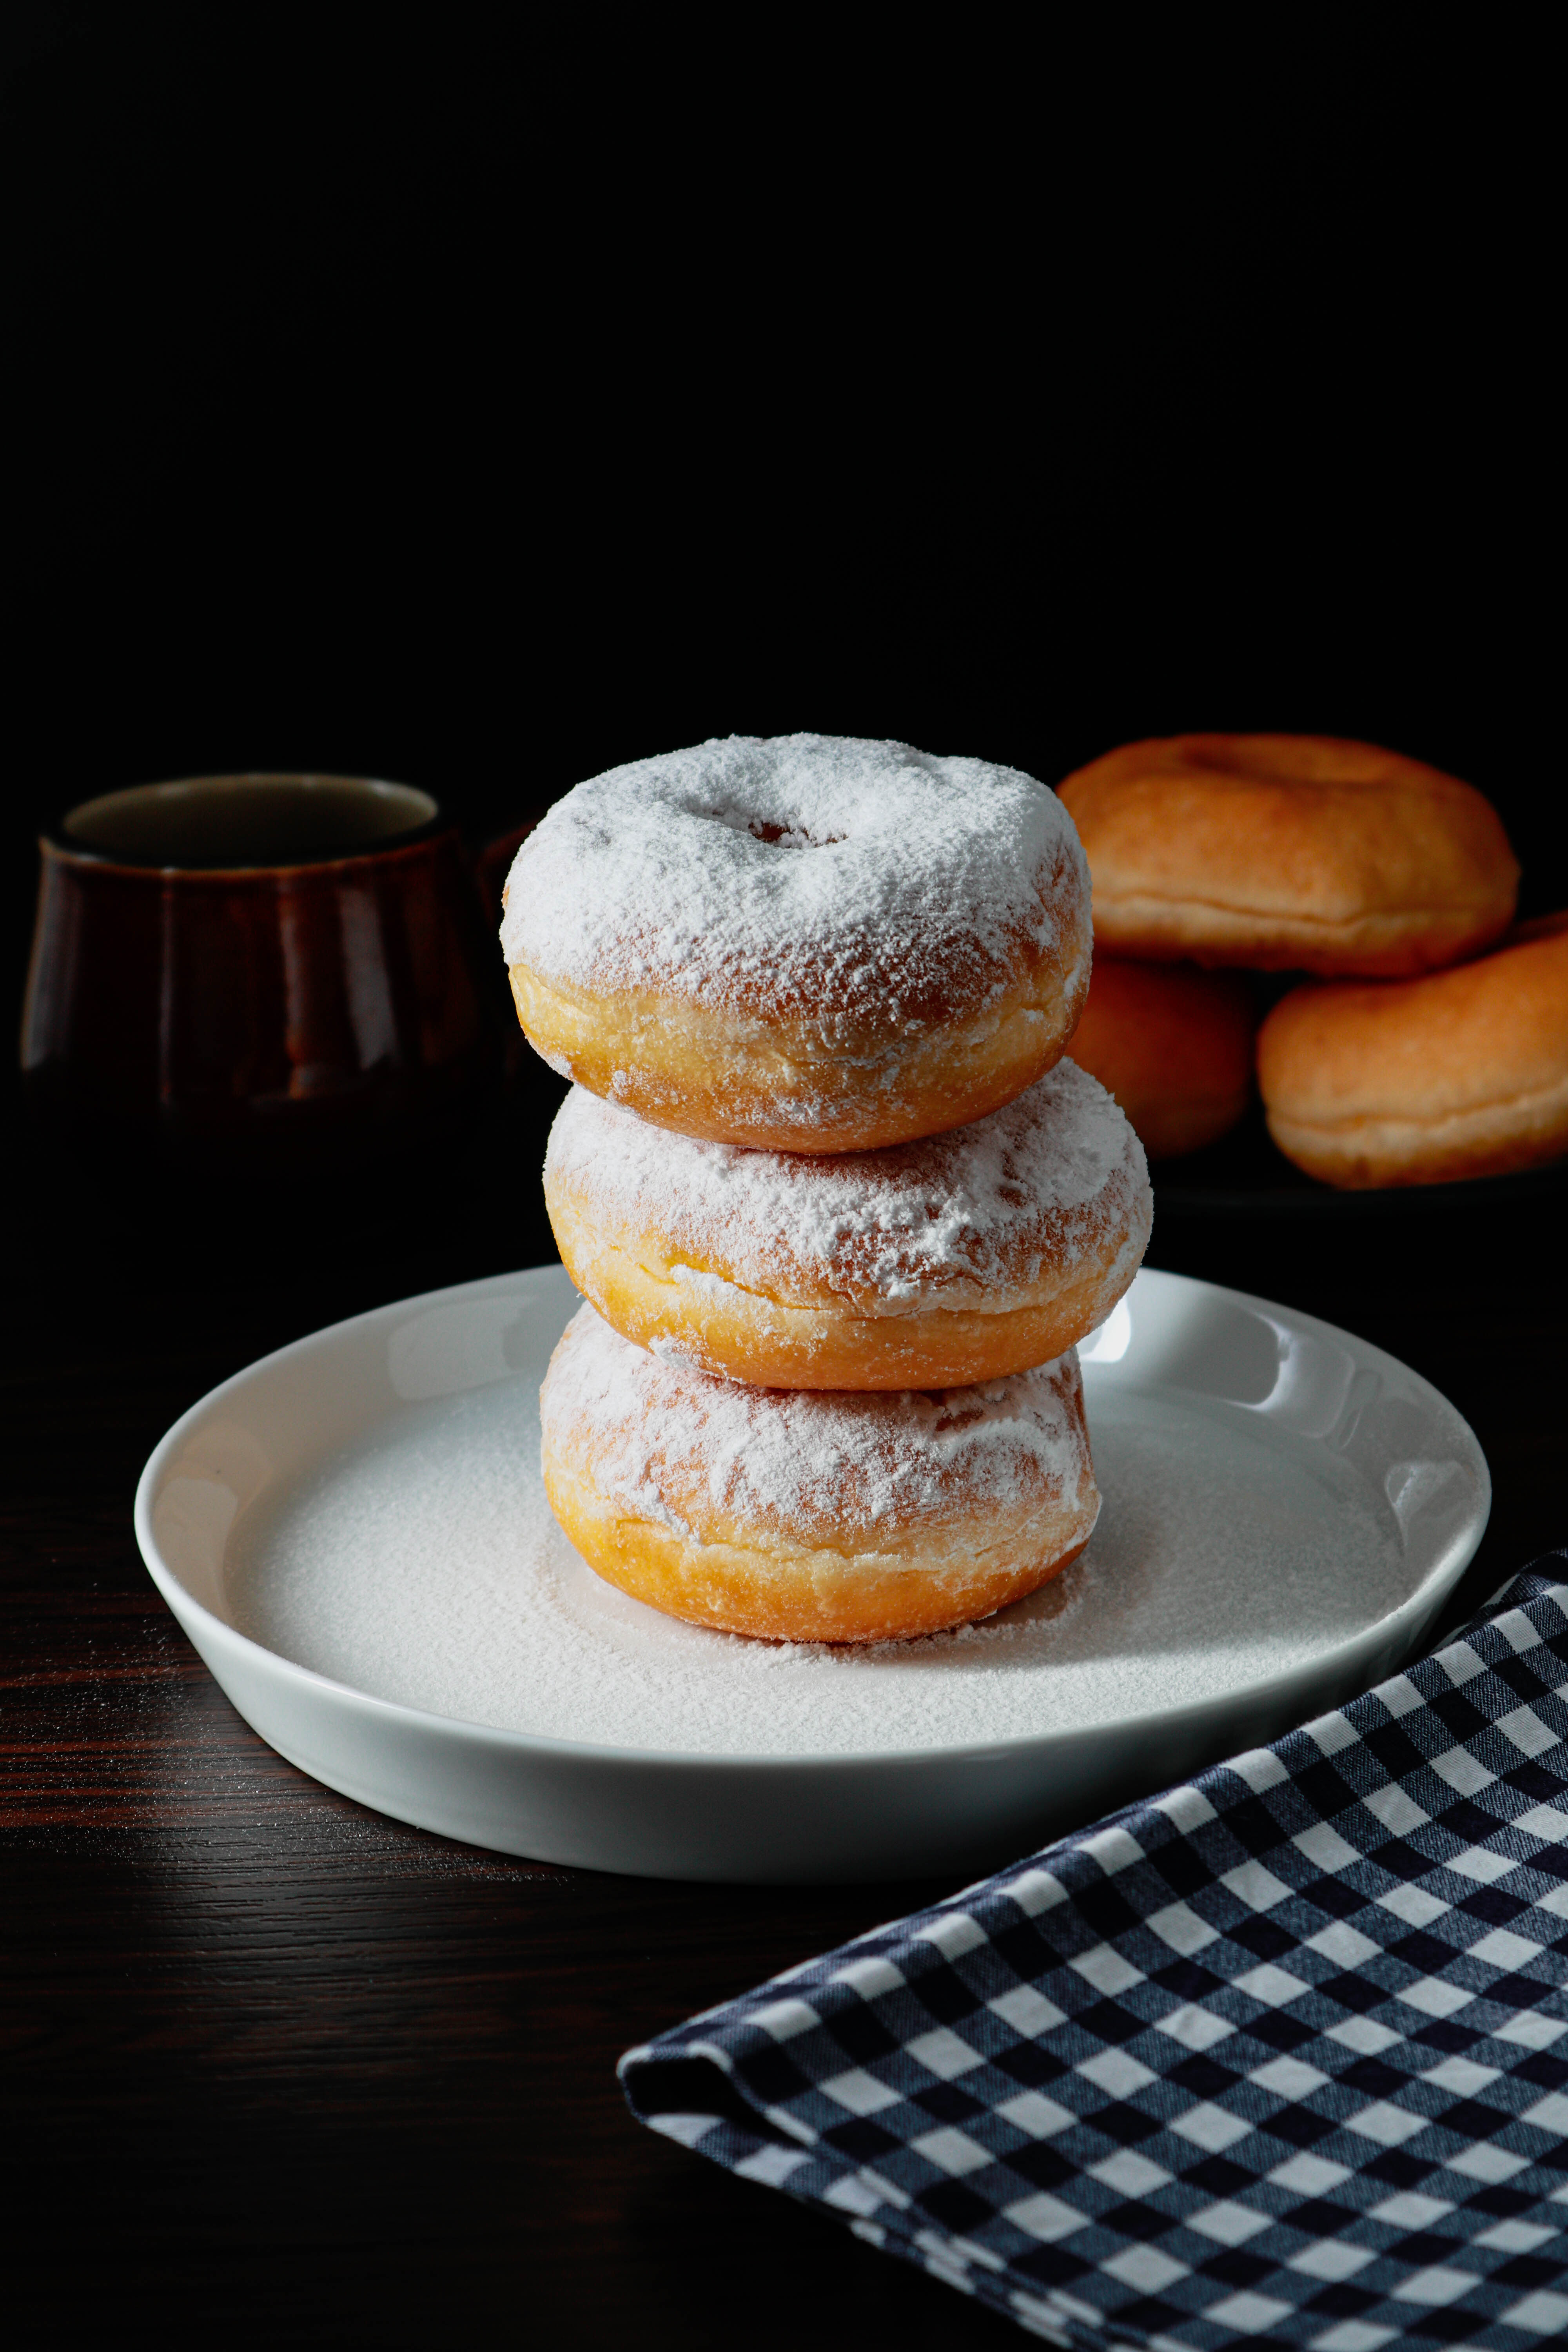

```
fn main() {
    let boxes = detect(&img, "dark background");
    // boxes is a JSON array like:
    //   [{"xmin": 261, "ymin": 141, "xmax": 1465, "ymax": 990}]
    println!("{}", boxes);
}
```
[
  {"xmin": 2, "ymin": 5, "xmax": 1556, "ymax": 1002},
  {"xmin": 3, "ymin": 13, "xmax": 1559, "ymax": 2347}
]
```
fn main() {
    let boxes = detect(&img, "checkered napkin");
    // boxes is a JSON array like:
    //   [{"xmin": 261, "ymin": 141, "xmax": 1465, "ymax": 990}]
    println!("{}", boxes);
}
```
[{"xmin": 621, "ymin": 1558, "xmax": 1568, "ymax": 2350}]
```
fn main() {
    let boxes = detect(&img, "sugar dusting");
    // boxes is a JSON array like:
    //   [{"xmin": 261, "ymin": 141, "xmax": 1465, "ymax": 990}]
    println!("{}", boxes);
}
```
[
  {"xmin": 499, "ymin": 734, "xmax": 1089, "ymax": 1033},
  {"xmin": 546, "ymin": 1059, "xmax": 1151, "ymax": 1309},
  {"xmin": 542, "ymin": 1304, "xmax": 1091, "ymax": 1541},
  {"xmin": 224, "ymin": 1374, "xmax": 1417, "ymax": 1757}
]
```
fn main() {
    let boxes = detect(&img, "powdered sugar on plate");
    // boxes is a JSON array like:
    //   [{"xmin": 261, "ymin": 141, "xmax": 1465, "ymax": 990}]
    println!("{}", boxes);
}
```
[
  {"xmin": 546, "ymin": 1059, "xmax": 1151, "ymax": 1309},
  {"xmin": 499, "ymin": 734, "xmax": 1089, "ymax": 1034},
  {"xmin": 223, "ymin": 1368, "xmax": 1416, "ymax": 1759}
]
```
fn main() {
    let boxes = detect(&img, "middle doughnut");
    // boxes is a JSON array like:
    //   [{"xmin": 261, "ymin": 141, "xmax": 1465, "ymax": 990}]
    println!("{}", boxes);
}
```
[{"xmin": 545, "ymin": 1057, "xmax": 1152, "ymax": 1390}]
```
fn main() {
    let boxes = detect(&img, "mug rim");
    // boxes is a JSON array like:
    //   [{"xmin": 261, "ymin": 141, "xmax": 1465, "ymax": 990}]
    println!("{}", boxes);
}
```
[{"xmin": 44, "ymin": 771, "xmax": 449, "ymax": 877}]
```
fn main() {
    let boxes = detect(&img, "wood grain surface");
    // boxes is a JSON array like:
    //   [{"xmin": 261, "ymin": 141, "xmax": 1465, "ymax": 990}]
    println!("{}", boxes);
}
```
[{"xmin": 4, "ymin": 1082, "xmax": 1564, "ymax": 2348}]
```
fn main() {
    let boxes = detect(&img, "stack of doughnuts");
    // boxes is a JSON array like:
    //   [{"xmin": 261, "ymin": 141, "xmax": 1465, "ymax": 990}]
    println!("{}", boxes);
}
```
[
  {"xmin": 1057, "ymin": 733, "xmax": 1564, "ymax": 1189},
  {"xmin": 501, "ymin": 734, "xmax": 1152, "ymax": 1644}
]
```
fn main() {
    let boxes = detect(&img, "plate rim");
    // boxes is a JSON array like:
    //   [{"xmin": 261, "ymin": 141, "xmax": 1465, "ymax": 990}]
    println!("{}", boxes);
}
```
[{"xmin": 134, "ymin": 1263, "xmax": 1493, "ymax": 1775}]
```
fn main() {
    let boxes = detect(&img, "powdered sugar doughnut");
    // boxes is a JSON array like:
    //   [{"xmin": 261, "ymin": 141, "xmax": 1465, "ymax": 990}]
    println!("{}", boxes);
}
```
[
  {"xmin": 545, "ymin": 1060, "xmax": 1151, "ymax": 1390},
  {"xmin": 501, "ymin": 733, "xmax": 1092, "ymax": 1152},
  {"xmin": 540, "ymin": 1303, "xmax": 1099, "ymax": 1643}
]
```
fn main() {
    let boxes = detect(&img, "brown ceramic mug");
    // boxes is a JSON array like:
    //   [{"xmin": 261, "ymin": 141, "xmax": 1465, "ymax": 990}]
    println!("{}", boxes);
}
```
[{"xmin": 21, "ymin": 773, "xmax": 501, "ymax": 1188}]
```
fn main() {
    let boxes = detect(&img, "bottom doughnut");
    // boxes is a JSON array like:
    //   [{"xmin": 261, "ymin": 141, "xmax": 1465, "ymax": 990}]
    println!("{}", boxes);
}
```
[{"xmin": 540, "ymin": 1304, "xmax": 1100, "ymax": 1644}]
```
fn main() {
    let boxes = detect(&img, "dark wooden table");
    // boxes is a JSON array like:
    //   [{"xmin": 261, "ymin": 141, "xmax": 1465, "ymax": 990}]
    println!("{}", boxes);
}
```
[{"xmin": 5, "ymin": 1089, "xmax": 1564, "ymax": 2348}]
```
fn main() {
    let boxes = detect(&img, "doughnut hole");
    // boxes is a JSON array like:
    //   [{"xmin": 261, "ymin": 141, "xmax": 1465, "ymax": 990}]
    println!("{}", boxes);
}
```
[{"xmin": 705, "ymin": 809, "xmax": 846, "ymax": 848}]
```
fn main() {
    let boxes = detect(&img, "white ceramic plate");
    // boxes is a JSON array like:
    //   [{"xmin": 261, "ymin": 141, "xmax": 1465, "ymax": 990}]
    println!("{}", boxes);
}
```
[{"xmin": 135, "ymin": 1265, "xmax": 1489, "ymax": 1883}]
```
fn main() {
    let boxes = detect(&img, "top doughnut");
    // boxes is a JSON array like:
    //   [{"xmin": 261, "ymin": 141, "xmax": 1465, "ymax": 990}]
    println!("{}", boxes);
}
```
[
  {"xmin": 1058, "ymin": 733, "xmax": 1518, "ymax": 977},
  {"xmin": 500, "ymin": 733, "xmax": 1092, "ymax": 1152}
]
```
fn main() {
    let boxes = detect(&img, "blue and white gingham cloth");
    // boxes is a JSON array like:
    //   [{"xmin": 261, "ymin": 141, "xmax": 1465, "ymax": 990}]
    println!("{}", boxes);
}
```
[{"xmin": 621, "ymin": 1559, "xmax": 1568, "ymax": 2349}]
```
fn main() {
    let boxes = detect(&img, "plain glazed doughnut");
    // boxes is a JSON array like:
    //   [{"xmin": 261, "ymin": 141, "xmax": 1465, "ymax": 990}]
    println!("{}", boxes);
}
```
[
  {"xmin": 1058, "ymin": 734, "xmax": 1518, "ymax": 977},
  {"xmin": 1258, "ymin": 911, "xmax": 1568, "ymax": 1189},
  {"xmin": 540, "ymin": 1304, "xmax": 1099, "ymax": 1644},
  {"xmin": 1067, "ymin": 957, "xmax": 1255, "ymax": 1160},
  {"xmin": 544, "ymin": 1060, "xmax": 1151, "ymax": 1390},
  {"xmin": 501, "ymin": 734, "xmax": 1092, "ymax": 1152}
]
